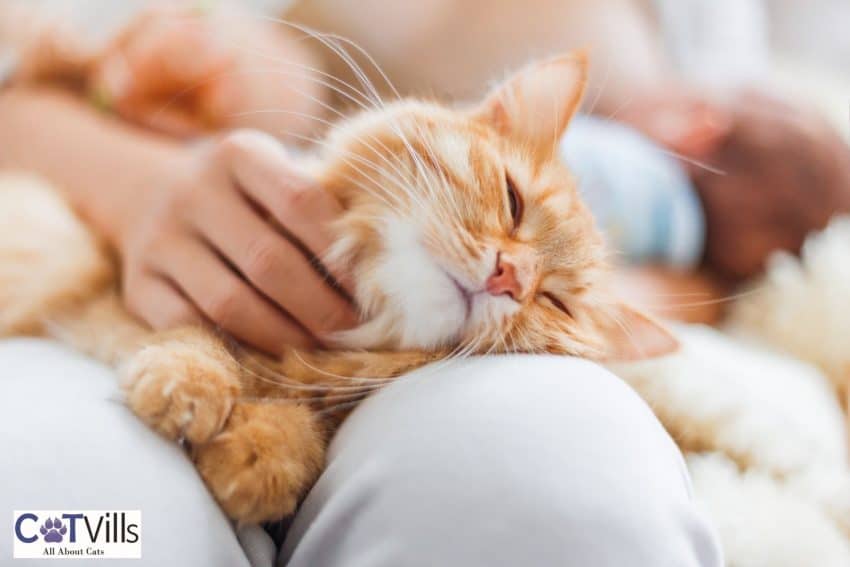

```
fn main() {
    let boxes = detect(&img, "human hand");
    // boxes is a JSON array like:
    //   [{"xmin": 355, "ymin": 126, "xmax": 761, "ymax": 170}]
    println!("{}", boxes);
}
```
[
  {"xmin": 86, "ymin": 5, "xmax": 237, "ymax": 137},
  {"xmin": 87, "ymin": 5, "xmax": 327, "ymax": 139},
  {"xmin": 117, "ymin": 130, "xmax": 357, "ymax": 354},
  {"xmin": 689, "ymin": 92, "xmax": 850, "ymax": 280},
  {"xmin": 620, "ymin": 88, "xmax": 850, "ymax": 281}
]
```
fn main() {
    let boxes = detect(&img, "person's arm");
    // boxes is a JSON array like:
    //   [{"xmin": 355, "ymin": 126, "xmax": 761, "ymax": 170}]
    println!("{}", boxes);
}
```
[
  {"xmin": 6, "ymin": 3, "xmax": 330, "ymax": 141},
  {"xmin": 288, "ymin": 0, "xmax": 668, "ymax": 109},
  {"xmin": 0, "ymin": 88, "xmax": 356, "ymax": 353},
  {"xmin": 0, "ymin": 88, "xmax": 181, "ymax": 244}
]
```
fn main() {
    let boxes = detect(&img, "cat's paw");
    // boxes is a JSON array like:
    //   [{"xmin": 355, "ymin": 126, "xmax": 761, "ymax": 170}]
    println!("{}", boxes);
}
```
[
  {"xmin": 122, "ymin": 338, "xmax": 241, "ymax": 444},
  {"xmin": 193, "ymin": 402, "xmax": 325, "ymax": 523}
]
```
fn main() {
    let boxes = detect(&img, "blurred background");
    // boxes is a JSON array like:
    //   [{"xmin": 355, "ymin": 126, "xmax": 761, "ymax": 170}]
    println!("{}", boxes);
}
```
[{"xmin": 3, "ymin": 0, "xmax": 849, "ymax": 128}]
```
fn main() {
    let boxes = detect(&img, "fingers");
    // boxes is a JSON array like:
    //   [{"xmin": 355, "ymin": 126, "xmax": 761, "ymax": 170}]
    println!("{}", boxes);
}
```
[
  {"xmin": 217, "ymin": 131, "xmax": 355, "ymax": 292},
  {"xmin": 125, "ymin": 272, "xmax": 202, "ymax": 329},
  {"xmin": 91, "ymin": 7, "xmax": 235, "ymax": 132},
  {"xmin": 154, "ymin": 237, "xmax": 316, "ymax": 353},
  {"xmin": 192, "ymin": 184, "xmax": 358, "ymax": 339}
]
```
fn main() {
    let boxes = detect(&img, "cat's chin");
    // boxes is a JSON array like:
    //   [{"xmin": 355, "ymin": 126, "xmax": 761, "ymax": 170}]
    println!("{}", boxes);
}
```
[
  {"xmin": 333, "ymin": 216, "xmax": 472, "ymax": 350},
  {"xmin": 327, "ymin": 307, "xmax": 467, "ymax": 351}
]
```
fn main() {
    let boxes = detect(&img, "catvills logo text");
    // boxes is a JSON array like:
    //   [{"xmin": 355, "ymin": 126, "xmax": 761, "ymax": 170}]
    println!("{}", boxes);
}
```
[{"xmin": 12, "ymin": 510, "xmax": 141, "ymax": 559}]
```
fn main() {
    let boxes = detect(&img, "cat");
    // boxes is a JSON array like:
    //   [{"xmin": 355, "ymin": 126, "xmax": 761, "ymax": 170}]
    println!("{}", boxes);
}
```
[{"xmin": 0, "ymin": 50, "xmax": 677, "ymax": 524}]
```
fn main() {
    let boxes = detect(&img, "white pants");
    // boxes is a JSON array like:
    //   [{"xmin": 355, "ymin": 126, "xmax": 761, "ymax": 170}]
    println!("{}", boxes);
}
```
[{"xmin": 0, "ymin": 339, "xmax": 721, "ymax": 566}]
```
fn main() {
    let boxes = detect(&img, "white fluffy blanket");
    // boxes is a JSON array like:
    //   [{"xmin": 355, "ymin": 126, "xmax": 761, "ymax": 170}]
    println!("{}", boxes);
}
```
[{"xmin": 611, "ymin": 219, "xmax": 850, "ymax": 566}]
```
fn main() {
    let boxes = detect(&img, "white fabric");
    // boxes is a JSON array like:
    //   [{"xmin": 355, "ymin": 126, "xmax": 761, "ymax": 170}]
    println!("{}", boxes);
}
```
[
  {"xmin": 0, "ymin": 338, "xmax": 272, "ymax": 567},
  {"xmin": 769, "ymin": 0, "xmax": 850, "ymax": 72},
  {"xmin": 0, "ymin": 340, "xmax": 722, "ymax": 566},
  {"xmin": 652, "ymin": 0, "xmax": 770, "ymax": 86},
  {"xmin": 607, "ymin": 218, "xmax": 850, "ymax": 566},
  {"xmin": 280, "ymin": 355, "xmax": 721, "ymax": 566}
]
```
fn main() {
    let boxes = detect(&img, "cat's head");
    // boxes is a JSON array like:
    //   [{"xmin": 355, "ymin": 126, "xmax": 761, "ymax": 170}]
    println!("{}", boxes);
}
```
[{"xmin": 319, "ymin": 51, "xmax": 677, "ymax": 361}]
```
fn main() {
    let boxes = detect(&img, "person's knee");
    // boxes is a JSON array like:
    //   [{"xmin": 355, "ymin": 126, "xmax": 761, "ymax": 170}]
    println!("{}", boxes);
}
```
[
  {"xmin": 320, "ymin": 355, "xmax": 721, "ymax": 566},
  {"xmin": 0, "ymin": 339, "xmax": 252, "ymax": 567}
]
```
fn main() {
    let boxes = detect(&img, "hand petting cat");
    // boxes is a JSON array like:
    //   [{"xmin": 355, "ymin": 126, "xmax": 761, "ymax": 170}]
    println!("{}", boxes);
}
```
[
  {"xmin": 117, "ymin": 130, "xmax": 357, "ymax": 355},
  {"xmin": 7, "ymin": 5, "xmax": 356, "ymax": 354}
]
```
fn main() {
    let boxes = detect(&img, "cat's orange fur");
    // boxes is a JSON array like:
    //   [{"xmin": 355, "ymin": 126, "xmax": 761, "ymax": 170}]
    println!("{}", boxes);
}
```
[{"xmin": 0, "ymin": 52, "xmax": 676, "ymax": 523}]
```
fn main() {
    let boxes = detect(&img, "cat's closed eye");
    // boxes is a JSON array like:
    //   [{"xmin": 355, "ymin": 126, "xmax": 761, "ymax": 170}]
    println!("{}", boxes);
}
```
[
  {"xmin": 542, "ymin": 292, "xmax": 573, "ymax": 318},
  {"xmin": 506, "ymin": 172, "xmax": 523, "ymax": 231}
]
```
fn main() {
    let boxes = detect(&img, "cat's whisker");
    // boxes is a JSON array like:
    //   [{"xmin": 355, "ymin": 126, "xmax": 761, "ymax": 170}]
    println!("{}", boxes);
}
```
[
  {"xmin": 325, "ymin": 348, "xmax": 469, "ymax": 403},
  {"xmin": 140, "ymin": 15, "xmax": 390, "ymax": 128},
  {"xmin": 628, "ymin": 285, "xmax": 766, "ymax": 310},
  {"xmin": 260, "ymin": 17, "xmax": 391, "ymax": 109},
  {"xmin": 602, "ymin": 94, "xmax": 635, "ymax": 122},
  {"xmin": 318, "ymin": 334, "xmax": 480, "ymax": 394},
  {"xmin": 602, "ymin": 301, "xmax": 647, "ymax": 358},
  {"xmin": 279, "ymin": 21, "xmax": 402, "ymax": 109},
  {"xmin": 239, "ymin": 350, "xmax": 405, "ymax": 388},
  {"xmin": 144, "ymin": 63, "xmax": 377, "ymax": 130},
  {"xmin": 288, "ymin": 350, "xmax": 407, "ymax": 384},
  {"xmin": 655, "ymin": 148, "xmax": 727, "ymax": 176},
  {"xmin": 288, "ymin": 31, "xmax": 447, "ymax": 210},
  {"xmin": 491, "ymin": 322, "xmax": 518, "ymax": 356},
  {"xmin": 222, "ymin": 46, "xmax": 379, "ymax": 110},
  {"xmin": 267, "ymin": 126, "xmax": 416, "ymax": 213},
  {"xmin": 240, "ymin": 386, "xmax": 374, "ymax": 405},
  {"xmin": 586, "ymin": 53, "xmax": 612, "ymax": 117},
  {"xmin": 282, "ymin": 92, "xmax": 427, "ymax": 205},
  {"xmin": 235, "ymin": 353, "xmax": 395, "ymax": 392},
  {"xmin": 268, "ymin": 115, "xmax": 439, "ymax": 218},
  {"xmin": 274, "ymin": 18, "xmax": 383, "ymax": 107},
  {"xmin": 315, "ymin": 398, "xmax": 370, "ymax": 419},
  {"xmin": 273, "ymin": 103, "xmax": 433, "ymax": 215},
  {"xmin": 221, "ymin": 68, "xmax": 373, "ymax": 123},
  {"xmin": 322, "ymin": 31, "xmax": 402, "ymax": 101},
  {"xmin": 231, "ymin": 14, "xmax": 389, "ymax": 108},
  {"xmin": 231, "ymin": 106, "xmax": 421, "ymax": 211},
  {"xmin": 442, "ymin": 328, "xmax": 484, "ymax": 362}
]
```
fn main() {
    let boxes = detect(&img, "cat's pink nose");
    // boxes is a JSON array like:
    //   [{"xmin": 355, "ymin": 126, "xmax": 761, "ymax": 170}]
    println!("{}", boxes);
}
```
[{"xmin": 486, "ymin": 256, "xmax": 522, "ymax": 299}]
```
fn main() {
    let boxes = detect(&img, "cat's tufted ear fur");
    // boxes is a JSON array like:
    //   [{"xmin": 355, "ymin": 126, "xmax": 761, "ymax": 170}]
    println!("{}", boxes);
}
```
[
  {"xmin": 591, "ymin": 303, "xmax": 680, "ymax": 362},
  {"xmin": 474, "ymin": 50, "xmax": 588, "ymax": 157}
]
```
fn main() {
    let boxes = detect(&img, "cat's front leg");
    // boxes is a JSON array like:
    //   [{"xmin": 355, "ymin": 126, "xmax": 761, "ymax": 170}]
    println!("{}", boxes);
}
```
[
  {"xmin": 193, "ymin": 401, "xmax": 325, "ymax": 523},
  {"xmin": 121, "ymin": 327, "xmax": 241, "ymax": 444}
]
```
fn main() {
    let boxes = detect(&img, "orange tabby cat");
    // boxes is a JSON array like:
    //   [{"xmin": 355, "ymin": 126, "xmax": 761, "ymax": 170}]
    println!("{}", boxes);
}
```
[{"xmin": 0, "ymin": 51, "xmax": 676, "ymax": 524}]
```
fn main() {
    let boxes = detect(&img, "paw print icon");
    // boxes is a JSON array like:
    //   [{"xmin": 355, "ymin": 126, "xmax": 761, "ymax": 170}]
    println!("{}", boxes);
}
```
[{"xmin": 40, "ymin": 517, "xmax": 67, "ymax": 543}]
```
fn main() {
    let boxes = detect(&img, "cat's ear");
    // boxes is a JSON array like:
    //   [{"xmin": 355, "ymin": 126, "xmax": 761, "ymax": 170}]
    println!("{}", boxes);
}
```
[
  {"xmin": 474, "ymin": 50, "xmax": 588, "ymax": 157},
  {"xmin": 590, "ymin": 303, "xmax": 679, "ymax": 362}
]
